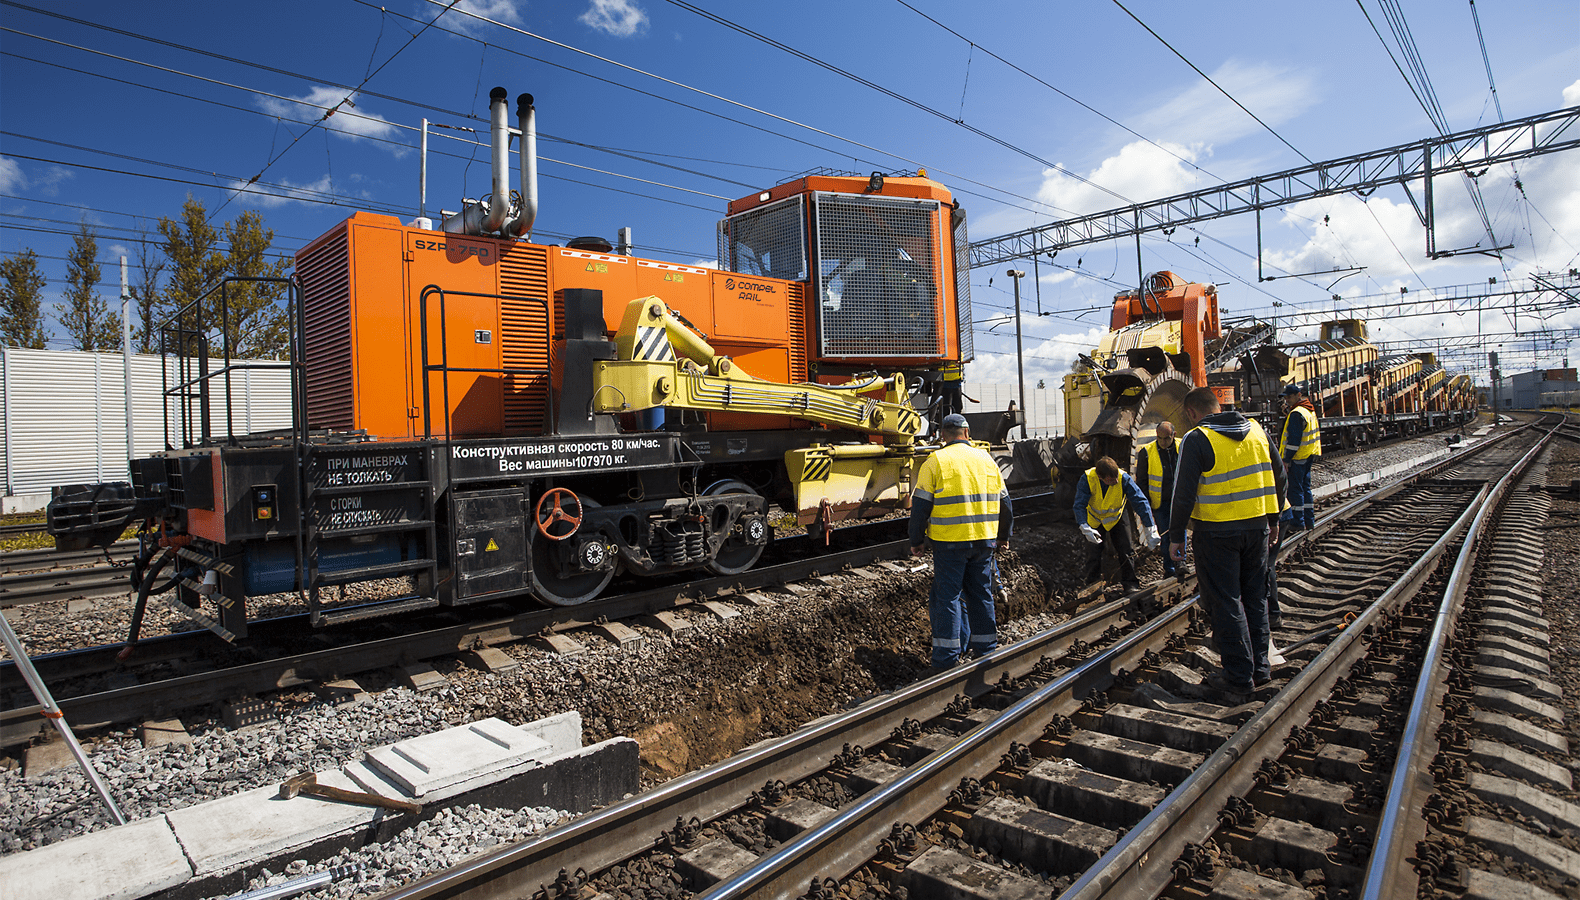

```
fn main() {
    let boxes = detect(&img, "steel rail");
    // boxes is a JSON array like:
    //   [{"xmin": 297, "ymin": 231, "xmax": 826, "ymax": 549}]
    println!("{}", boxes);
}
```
[
  {"xmin": 378, "ymin": 594, "xmax": 1147, "ymax": 900},
  {"xmin": 1, "ymin": 541, "xmax": 135, "ymax": 572},
  {"xmin": 359, "ymin": 418, "xmax": 1539, "ymax": 899},
  {"xmin": 0, "ymin": 568, "xmax": 130, "ymax": 608},
  {"xmin": 1360, "ymin": 426, "xmax": 1556, "ymax": 900},
  {"xmin": 0, "ymin": 534, "xmax": 920, "ymax": 735},
  {"xmin": 695, "ymin": 472, "xmax": 1494, "ymax": 900},
  {"xmin": 695, "ymin": 593, "xmax": 1196, "ymax": 899},
  {"xmin": 1058, "ymin": 484, "xmax": 1493, "ymax": 900}
]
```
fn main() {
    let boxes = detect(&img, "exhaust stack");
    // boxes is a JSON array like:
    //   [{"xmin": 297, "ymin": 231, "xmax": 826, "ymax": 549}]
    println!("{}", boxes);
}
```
[
  {"xmin": 482, "ymin": 86, "xmax": 512, "ymax": 234},
  {"xmin": 507, "ymin": 93, "xmax": 538, "ymax": 238}
]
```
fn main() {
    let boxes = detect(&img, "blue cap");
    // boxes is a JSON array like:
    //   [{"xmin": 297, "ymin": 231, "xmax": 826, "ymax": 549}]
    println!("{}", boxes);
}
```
[
  {"xmin": 1280, "ymin": 384, "xmax": 1303, "ymax": 396},
  {"xmin": 941, "ymin": 413, "xmax": 970, "ymax": 428}
]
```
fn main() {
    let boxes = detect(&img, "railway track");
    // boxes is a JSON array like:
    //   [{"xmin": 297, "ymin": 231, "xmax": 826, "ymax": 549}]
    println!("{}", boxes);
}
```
[
  {"xmin": 0, "ymin": 498, "xmax": 1064, "ymax": 745},
  {"xmin": 365, "ymin": 419, "xmax": 1564, "ymax": 900}
]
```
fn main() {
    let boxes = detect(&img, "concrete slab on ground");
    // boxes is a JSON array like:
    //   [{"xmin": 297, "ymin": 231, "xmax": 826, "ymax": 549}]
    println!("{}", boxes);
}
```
[
  {"xmin": 366, "ymin": 717, "xmax": 552, "ymax": 799},
  {"xmin": 0, "ymin": 815, "xmax": 192, "ymax": 900},
  {"xmin": 165, "ymin": 770, "xmax": 382, "ymax": 875}
]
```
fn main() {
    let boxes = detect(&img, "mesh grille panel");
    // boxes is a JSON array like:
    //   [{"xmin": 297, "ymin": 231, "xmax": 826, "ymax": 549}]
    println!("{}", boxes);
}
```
[
  {"xmin": 717, "ymin": 195, "xmax": 806, "ymax": 280},
  {"xmin": 812, "ymin": 193, "xmax": 942, "ymax": 359},
  {"xmin": 500, "ymin": 245, "xmax": 551, "ymax": 434},
  {"xmin": 953, "ymin": 207, "xmax": 973, "ymax": 362},
  {"xmin": 298, "ymin": 229, "xmax": 353, "ymax": 430}
]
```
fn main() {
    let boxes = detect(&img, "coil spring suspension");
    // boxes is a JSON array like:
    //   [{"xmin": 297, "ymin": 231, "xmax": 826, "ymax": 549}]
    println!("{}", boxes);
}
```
[{"xmin": 650, "ymin": 521, "xmax": 707, "ymax": 565}]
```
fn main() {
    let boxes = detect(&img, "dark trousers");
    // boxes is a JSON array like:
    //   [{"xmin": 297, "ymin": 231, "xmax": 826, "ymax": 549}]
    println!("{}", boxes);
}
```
[
  {"xmin": 929, "ymin": 541, "xmax": 998, "ymax": 667},
  {"xmin": 1154, "ymin": 505, "xmax": 1176, "ymax": 576},
  {"xmin": 1194, "ymin": 526, "xmax": 1271, "ymax": 689},
  {"xmin": 1266, "ymin": 530, "xmax": 1283, "ymax": 630},
  {"xmin": 1083, "ymin": 521, "xmax": 1138, "ymax": 587},
  {"xmin": 1284, "ymin": 459, "xmax": 1314, "ymax": 529}
]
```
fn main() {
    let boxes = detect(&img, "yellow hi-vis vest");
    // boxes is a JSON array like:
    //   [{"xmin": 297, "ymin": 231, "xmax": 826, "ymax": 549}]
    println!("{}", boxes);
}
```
[
  {"xmin": 1084, "ymin": 468, "xmax": 1126, "ymax": 531},
  {"xmin": 915, "ymin": 441, "xmax": 1004, "ymax": 542},
  {"xmin": 1137, "ymin": 441, "xmax": 1168, "ymax": 509},
  {"xmin": 941, "ymin": 361, "xmax": 963, "ymax": 382},
  {"xmin": 1189, "ymin": 419, "xmax": 1280, "ymax": 523},
  {"xmin": 1281, "ymin": 406, "xmax": 1321, "ymax": 460}
]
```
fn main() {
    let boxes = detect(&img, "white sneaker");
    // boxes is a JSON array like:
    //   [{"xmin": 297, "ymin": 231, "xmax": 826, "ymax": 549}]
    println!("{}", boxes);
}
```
[{"xmin": 1269, "ymin": 641, "xmax": 1287, "ymax": 667}]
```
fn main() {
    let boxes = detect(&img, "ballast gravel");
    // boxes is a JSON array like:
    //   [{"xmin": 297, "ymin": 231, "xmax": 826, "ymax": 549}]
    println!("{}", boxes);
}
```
[
  {"xmin": 1, "ymin": 421, "xmax": 1537, "ymax": 897},
  {"xmin": 215, "ymin": 804, "xmax": 565, "ymax": 900}
]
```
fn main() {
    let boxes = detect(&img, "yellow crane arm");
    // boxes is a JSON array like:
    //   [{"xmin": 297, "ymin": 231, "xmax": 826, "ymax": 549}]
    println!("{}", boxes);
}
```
[{"xmin": 594, "ymin": 296, "xmax": 922, "ymax": 442}]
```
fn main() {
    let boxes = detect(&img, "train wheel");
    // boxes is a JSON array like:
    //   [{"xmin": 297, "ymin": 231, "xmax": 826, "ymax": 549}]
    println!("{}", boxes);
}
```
[
  {"xmin": 529, "ymin": 497, "xmax": 615, "ymax": 606},
  {"xmin": 704, "ymin": 480, "xmax": 768, "ymax": 575}
]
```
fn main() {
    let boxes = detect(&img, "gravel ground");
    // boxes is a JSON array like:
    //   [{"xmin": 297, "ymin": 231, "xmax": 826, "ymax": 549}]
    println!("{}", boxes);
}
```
[
  {"xmin": 1309, "ymin": 431, "xmax": 1475, "ymax": 487},
  {"xmin": 0, "ymin": 424, "xmax": 1515, "ymax": 896},
  {"xmin": 1534, "ymin": 435, "xmax": 1580, "ymax": 865}
]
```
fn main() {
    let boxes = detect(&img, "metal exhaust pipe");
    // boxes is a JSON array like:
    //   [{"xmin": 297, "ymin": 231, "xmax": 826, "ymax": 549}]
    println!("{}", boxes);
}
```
[
  {"xmin": 482, "ymin": 86, "xmax": 511, "ymax": 234},
  {"xmin": 508, "ymin": 93, "xmax": 538, "ymax": 238}
]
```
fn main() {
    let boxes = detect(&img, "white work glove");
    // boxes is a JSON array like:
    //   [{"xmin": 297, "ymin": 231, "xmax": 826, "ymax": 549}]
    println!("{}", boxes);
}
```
[
  {"xmin": 1145, "ymin": 525, "xmax": 1161, "ymax": 550},
  {"xmin": 1079, "ymin": 523, "xmax": 1103, "ymax": 544}
]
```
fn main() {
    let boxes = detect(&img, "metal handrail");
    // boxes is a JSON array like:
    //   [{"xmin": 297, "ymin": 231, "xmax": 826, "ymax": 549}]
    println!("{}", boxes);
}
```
[{"xmin": 156, "ymin": 275, "xmax": 296, "ymax": 449}]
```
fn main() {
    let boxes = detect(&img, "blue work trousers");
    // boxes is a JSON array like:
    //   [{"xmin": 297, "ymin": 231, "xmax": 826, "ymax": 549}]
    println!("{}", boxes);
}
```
[
  {"xmin": 1284, "ymin": 459, "xmax": 1314, "ymax": 529},
  {"xmin": 1193, "ymin": 526, "xmax": 1271, "ymax": 690},
  {"xmin": 929, "ymin": 541, "xmax": 998, "ymax": 667}
]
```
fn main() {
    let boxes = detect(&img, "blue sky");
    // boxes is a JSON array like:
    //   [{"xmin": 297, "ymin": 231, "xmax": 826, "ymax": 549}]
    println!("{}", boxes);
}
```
[{"xmin": 2, "ymin": 0, "xmax": 1577, "ymax": 389}]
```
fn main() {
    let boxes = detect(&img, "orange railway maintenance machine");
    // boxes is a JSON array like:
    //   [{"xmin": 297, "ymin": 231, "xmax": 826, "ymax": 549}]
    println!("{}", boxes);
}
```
[{"xmin": 47, "ymin": 88, "xmax": 976, "ymax": 644}]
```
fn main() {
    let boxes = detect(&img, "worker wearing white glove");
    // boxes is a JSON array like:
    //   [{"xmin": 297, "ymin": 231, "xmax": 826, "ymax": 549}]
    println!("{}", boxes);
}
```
[
  {"xmin": 1074, "ymin": 456, "xmax": 1156, "ymax": 593},
  {"xmin": 1144, "ymin": 525, "xmax": 1161, "ymax": 550}
]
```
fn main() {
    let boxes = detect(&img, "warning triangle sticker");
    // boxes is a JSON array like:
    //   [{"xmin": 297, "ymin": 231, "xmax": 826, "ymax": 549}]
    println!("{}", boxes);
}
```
[{"xmin": 485, "ymin": 538, "xmax": 499, "ymax": 551}]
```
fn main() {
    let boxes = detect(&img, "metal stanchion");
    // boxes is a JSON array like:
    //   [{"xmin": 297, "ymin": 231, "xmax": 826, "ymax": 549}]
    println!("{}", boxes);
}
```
[{"xmin": 0, "ymin": 610, "xmax": 127, "ymax": 824}]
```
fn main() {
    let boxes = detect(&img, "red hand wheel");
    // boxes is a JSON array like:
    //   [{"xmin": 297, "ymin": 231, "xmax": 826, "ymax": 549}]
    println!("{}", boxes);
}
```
[{"xmin": 534, "ymin": 487, "xmax": 584, "ymax": 540}]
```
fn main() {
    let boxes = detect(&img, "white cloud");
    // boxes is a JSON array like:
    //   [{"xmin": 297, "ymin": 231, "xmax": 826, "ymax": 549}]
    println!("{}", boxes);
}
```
[
  {"xmin": 0, "ymin": 157, "xmax": 23, "ymax": 193},
  {"xmin": 692, "ymin": 258, "xmax": 719, "ymax": 269},
  {"xmin": 1128, "ymin": 60, "xmax": 1318, "ymax": 149},
  {"xmin": 968, "ymin": 325, "xmax": 1111, "ymax": 398},
  {"xmin": 444, "ymin": 0, "xmax": 524, "ymax": 36},
  {"xmin": 0, "ymin": 157, "xmax": 71, "ymax": 196},
  {"xmin": 580, "ymin": 0, "xmax": 648, "ymax": 37},
  {"xmin": 1264, "ymin": 86, "xmax": 1580, "ymax": 287},
  {"xmin": 1564, "ymin": 78, "xmax": 1580, "ymax": 108},
  {"xmin": 257, "ymin": 87, "xmax": 400, "ymax": 143},
  {"xmin": 1036, "ymin": 140, "xmax": 1209, "ymax": 218}
]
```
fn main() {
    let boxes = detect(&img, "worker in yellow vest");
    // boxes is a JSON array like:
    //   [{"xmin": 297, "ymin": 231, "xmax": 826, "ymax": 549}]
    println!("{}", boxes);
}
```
[
  {"xmin": 937, "ymin": 360, "xmax": 979, "ymax": 419},
  {"xmin": 1073, "ymin": 456, "xmax": 1158, "ymax": 592},
  {"xmin": 1168, "ymin": 387, "xmax": 1287, "ymax": 705},
  {"xmin": 1279, "ymin": 384, "xmax": 1321, "ymax": 531},
  {"xmin": 1135, "ymin": 421, "xmax": 1182, "ymax": 578},
  {"xmin": 910, "ymin": 413, "xmax": 1014, "ymax": 672}
]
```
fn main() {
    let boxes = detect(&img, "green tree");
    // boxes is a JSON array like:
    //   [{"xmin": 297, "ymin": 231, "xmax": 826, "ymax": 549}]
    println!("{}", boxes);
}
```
[
  {"xmin": 60, "ymin": 221, "xmax": 118, "ymax": 351},
  {"xmin": 0, "ymin": 249, "xmax": 50, "ymax": 349},
  {"xmin": 158, "ymin": 195, "xmax": 228, "ymax": 358},
  {"xmin": 131, "ymin": 224, "xmax": 167, "ymax": 354},
  {"xmin": 221, "ymin": 210, "xmax": 291, "ymax": 359},
  {"xmin": 159, "ymin": 198, "xmax": 291, "ymax": 359}
]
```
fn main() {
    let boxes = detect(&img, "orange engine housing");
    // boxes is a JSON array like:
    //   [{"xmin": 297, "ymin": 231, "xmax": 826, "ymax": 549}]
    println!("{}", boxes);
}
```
[
  {"xmin": 296, "ymin": 213, "xmax": 808, "ymax": 440},
  {"xmin": 298, "ymin": 171, "xmax": 972, "ymax": 443}
]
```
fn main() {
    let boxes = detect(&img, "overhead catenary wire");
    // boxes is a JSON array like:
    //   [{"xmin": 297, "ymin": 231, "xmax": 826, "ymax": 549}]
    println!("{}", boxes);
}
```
[
  {"xmin": 0, "ymin": 13, "xmax": 1051, "ymax": 221},
  {"xmin": 407, "ymin": 0, "xmax": 1085, "ymax": 219},
  {"xmin": 209, "ymin": 0, "xmax": 460, "ymax": 218}
]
